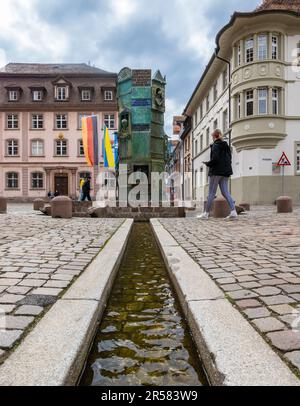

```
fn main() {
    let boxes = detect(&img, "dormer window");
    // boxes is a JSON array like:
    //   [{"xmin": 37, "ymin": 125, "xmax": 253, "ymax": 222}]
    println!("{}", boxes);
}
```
[
  {"xmin": 56, "ymin": 86, "xmax": 68, "ymax": 101},
  {"xmin": 33, "ymin": 90, "xmax": 43, "ymax": 101},
  {"xmin": 6, "ymin": 87, "xmax": 22, "ymax": 102},
  {"xmin": 9, "ymin": 90, "xmax": 19, "ymax": 101},
  {"xmin": 104, "ymin": 90, "xmax": 113, "ymax": 101},
  {"xmin": 81, "ymin": 90, "xmax": 91, "ymax": 101}
]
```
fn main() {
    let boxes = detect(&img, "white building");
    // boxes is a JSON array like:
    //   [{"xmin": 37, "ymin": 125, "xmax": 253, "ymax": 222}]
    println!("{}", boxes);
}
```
[{"xmin": 185, "ymin": 0, "xmax": 300, "ymax": 205}]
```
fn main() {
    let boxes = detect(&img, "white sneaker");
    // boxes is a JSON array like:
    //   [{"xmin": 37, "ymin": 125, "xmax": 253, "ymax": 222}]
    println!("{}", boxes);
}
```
[
  {"xmin": 226, "ymin": 210, "xmax": 238, "ymax": 220},
  {"xmin": 197, "ymin": 212, "xmax": 210, "ymax": 220}
]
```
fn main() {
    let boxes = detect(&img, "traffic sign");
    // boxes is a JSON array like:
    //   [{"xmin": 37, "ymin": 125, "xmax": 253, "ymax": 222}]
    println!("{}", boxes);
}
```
[{"xmin": 277, "ymin": 152, "xmax": 291, "ymax": 167}]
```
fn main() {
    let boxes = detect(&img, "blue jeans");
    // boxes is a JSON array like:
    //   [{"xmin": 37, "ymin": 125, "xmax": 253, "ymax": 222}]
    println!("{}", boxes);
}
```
[{"xmin": 206, "ymin": 176, "xmax": 235, "ymax": 212}]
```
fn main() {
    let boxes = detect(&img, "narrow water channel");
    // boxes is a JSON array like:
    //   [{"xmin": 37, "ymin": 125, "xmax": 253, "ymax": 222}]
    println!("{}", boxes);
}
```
[{"xmin": 80, "ymin": 223, "xmax": 208, "ymax": 386}]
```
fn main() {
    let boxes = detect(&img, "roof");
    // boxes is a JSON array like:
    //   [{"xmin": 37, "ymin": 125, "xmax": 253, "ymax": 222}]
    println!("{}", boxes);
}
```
[
  {"xmin": 255, "ymin": 0, "xmax": 300, "ymax": 12},
  {"xmin": 0, "ymin": 63, "xmax": 116, "ymax": 76}
]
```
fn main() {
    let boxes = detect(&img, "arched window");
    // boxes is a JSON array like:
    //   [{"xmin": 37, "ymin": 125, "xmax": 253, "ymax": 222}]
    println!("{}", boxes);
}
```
[
  {"xmin": 6, "ymin": 139, "xmax": 19, "ymax": 156},
  {"xmin": 6, "ymin": 172, "xmax": 19, "ymax": 189}
]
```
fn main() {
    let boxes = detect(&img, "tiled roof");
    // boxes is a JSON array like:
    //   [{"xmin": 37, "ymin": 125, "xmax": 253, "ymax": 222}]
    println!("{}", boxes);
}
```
[
  {"xmin": 255, "ymin": 0, "xmax": 300, "ymax": 12},
  {"xmin": 0, "ymin": 63, "xmax": 115, "ymax": 75}
]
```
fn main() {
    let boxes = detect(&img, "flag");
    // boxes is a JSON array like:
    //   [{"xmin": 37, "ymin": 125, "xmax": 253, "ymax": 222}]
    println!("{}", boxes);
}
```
[
  {"xmin": 81, "ymin": 116, "xmax": 99, "ymax": 167},
  {"xmin": 103, "ymin": 125, "xmax": 115, "ymax": 169}
]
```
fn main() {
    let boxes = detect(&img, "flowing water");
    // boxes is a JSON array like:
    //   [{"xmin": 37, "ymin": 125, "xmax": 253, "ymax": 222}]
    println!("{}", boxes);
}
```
[{"xmin": 80, "ymin": 223, "xmax": 208, "ymax": 386}]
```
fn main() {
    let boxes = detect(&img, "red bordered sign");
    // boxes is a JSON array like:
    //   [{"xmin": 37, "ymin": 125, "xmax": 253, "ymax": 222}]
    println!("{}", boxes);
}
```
[{"xmin": 277, "ymin": 152, "xmax": 291, "ymax": 167}]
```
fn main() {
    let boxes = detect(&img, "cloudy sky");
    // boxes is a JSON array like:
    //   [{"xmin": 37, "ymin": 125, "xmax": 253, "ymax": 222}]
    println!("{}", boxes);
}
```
[{"xmin": 0, "ymin": 0, "xmax": 261, "ymax": 135}]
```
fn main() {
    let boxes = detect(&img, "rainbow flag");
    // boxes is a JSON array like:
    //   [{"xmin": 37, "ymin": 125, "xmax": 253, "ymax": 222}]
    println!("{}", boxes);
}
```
[
  {"xmin": 103, "ymin": 125, "xmax": 115, "ymax": 169},
  {"xmin": 81, "ymin": 116, "xmax": 99, "ymax": 167}
]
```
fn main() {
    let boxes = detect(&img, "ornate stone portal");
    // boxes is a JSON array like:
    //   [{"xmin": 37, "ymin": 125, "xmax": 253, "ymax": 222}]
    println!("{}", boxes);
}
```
[{"xmin": 117, "ymin": 68, "xmax": 168, "ymax": 202}]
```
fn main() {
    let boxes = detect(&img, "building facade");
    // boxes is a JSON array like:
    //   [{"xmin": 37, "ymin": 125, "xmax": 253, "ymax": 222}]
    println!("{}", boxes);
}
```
[
  {"xmin": 185, "ymin": 0, "xmax": 300, "ymax": 205},
  {"xmin": 0, "ymin": 63, "xmax": 118, "ymax": 201}
]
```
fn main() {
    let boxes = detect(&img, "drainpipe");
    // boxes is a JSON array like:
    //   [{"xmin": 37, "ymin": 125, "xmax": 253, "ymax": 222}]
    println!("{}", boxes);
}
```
[{"xmin": 215, "ymin": 51, "xmax": 233, "ymax": 194}]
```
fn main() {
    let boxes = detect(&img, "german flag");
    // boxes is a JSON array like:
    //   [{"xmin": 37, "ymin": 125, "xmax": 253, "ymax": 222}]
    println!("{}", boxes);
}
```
[{"xmin": 81, "ymin": 116, "xmax": 99, "ymax": 167}]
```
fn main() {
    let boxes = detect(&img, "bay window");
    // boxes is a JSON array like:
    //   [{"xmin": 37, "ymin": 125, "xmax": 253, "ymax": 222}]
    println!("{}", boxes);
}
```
[
  {"xmin": 246, "ymin": 90, "xmax": 254, "ymax": 116},
  {"xmin": 245, "ymin": 38, "xmax": 254, "ymax": 63},
  {"xmin": 258, "ymin": 88, "xmax": 268, "ymax": 115},
  {"xmin": 258, "ymin": 35, "xmax": 268, "ymax": 61}
]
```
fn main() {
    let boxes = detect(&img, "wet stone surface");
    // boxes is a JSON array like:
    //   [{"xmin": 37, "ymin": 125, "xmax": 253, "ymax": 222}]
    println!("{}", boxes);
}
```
[
  {"xmin": 0, "ymin": 204, "xmax": 123, "ymax": 356},
  {"xmin": 159, "ymin": 206, "xmax": 300, "ymax": 377},
  {"xmin": 80, "ymin": 223, "xmax": 207, "ymax": 387}
]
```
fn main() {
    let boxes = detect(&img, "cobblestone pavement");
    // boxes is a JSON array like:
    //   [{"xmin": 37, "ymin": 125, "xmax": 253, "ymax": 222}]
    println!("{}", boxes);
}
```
[
  {"xmin": 0, "ymin": 204, "xmax": 123, "ymax": 360},
  {"xmin": 159, "ymin": 206, "xmax": 300, "ymax": 376}
]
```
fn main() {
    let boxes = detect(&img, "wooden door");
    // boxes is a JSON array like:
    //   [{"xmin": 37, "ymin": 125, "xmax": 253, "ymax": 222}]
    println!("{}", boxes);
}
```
[{"xmin": 54, "ymin": 175, "xmax": 69, "ymax": 196}]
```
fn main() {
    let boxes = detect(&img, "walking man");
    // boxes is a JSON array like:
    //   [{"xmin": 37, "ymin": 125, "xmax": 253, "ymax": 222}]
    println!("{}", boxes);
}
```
[
  {"xmin": 81, "ymin": 176, "xmax": 92, "ymax": 202},
  {"xmin": 198, "ymin": 129, "xmax": 237, "ymax": 220}
]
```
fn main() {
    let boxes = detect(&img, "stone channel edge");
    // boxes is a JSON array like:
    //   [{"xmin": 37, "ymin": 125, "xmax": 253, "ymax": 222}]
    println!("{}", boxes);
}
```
[
  {"xmin": 0, "ymin": 219, "xmax": 134, "ymax": 386},
  {"xmin": 150, "ymin": 218, "xmax": 300, "ymax": 387}
]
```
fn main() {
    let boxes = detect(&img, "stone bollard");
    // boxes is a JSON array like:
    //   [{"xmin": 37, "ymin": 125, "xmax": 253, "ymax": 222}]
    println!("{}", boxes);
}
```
[
  {"xmin": 212, "ymin": 196, "xmax": 230, "ymax": 218},
  {"xmin": 276, "ymin": 196, "xmax": 293, "ymax": 214},
  {"xmin": 0, "ymin": 197, "xmax": 7, "ymax": 214},
  {"xmin": 33, "ymin": 198, "xmax": 46, "ymax": 211},
  {"xmin": 240, "ymin": 202, "xmax": 250, "ymax": 211},
  {"xmin": 51, "ymin": 196, "xmax": 73, "ymax": 219}
]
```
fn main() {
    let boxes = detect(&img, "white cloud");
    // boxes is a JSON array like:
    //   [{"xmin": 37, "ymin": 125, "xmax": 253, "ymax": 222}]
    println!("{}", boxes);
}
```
[
  {"xmin": 0, "ymin": 49, "xmax": 7, "ymax": 68},
  {"xmin": 0, "ymin": 0, "xmax": 69, "ymax": 61}
]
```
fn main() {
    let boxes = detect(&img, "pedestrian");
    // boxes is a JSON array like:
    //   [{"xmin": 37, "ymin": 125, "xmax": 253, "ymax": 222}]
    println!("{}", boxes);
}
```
[
  {"xmin": 81, "ymin": 176, "xmax": 92, "ymax": 202},
  {"xmin": 198, "ymin": 129, "xmax": 237, "ymax": 220},
  {"xmin": 54, "ymin": 190, "xmax": 59, "ymax": 197},
  {"xmin": 79, "ymin": 178, "xmax": 85, "ymax": 201}
]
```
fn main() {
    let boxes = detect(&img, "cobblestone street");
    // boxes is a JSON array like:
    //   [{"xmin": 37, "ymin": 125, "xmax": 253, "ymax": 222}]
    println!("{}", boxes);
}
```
[
  {"xmin": 0, "ymin": 204, "xmax": 123, "ymax": 360},
  {"xmin": 159, "ymin": 207, "xmax": 300, "ymax": 377}
]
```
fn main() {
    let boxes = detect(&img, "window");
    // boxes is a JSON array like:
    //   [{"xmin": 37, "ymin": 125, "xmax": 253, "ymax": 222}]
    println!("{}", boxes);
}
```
[
  {"xmin": 55, "ymin": 114, "xmax": 68, "ymax": 129},
  {"xmin": 33, "ymin": 90, "xmax": 43, "ymax": 101},
  {"xmin": 78, "ymin": 113, "xmax": 91, "ymax": 129},
  {"xmin": 9, "ymin": 90, "xmax": 19, "ymax": 101},
  {"xmin": 297, "ymin": 144, "xmax": 300, "ymax": 174},
  {"xmin": 78, "ymin": 140, "xmax": 85, "ymax": 156},
  {"xmin": 31, "ymin": 172, "xmax": 44, "ymax": 189},
  {"xmin": 31, "ymin": 139, "xmax": 44, "ymax": 156},
  {"xmin": 81, "ymin": 90, "xmax": 91, "ymax": 101},
  {"xmin": 213, "ymin": 119, "xmax": 218, "ymax": 130},
  {"xmin": 246, "ymin": 90, "xmax": 254, "ymax": 116},
  {"xmin": 272, "ymin": 88, "xmax": 279, "ymax": 115},
  {"xmin": 200, "ymin": 134, "xmax": 203, "ymax": 151},
  {"xmin": 195, "ymin": 110, "xmax": 198, "ymax": 126},
  {"xmin": 6, "ymin": 139, "xmax": 19, "ymax": 156},
  {"xmin": 206, "ymin": 127, "xmax": 210, "ymax": 146},
  {"xmin": 195, "ymin": 140, "xmax": 198, "ymax": 156},
  {"xmin": 258, "ymin": 88, "xmax": 268, "ymax": 115},
  {"xmin": 55, "ymin": 139, "xmax": 67, "ymax": 156},
  {"xmin": 258, "ymin": 35, "xmax": 268, "ymax": 61},
  {"xmin": 222, "ymin": 70, "xmax": 228, "ymax": 90},
  {"xmin": 272, "ymin": 36, "xmax": 279, "ymax": 60},
  {"xmin": 6, "ymin": 172, "xmax": 19, "ymax": 189},
  {"xmin": 104, "ymin": 91, "xmax": 113, "ymax": 101},
  {"xmin": 223, "ymin": 109, "xmax": 229, "ymax": 132},
  {"xmin": 32, "ymin": 114, "xmax": 44, "ymax": 129},
  {"xmin": 245, "ymin": 38, "xmax": 254, "ymax": 63},
  {"xmin": 237, "ymin": 94, "xmax": 241, "ymax": 119},
  {"xmin": 56, "ymin": 86, "xmax": 68, "ymax": 101},
  {"xmin": 200, "ymin": 103, "xmax": 203, "ymax": 120},
  {"xmin": 206, "ymin": 95, "xmax": 210, "ymax": 112},
  {"xmin": 104, "ymin": 114, "xmax": 115, "ymax": 129},
  {"xmin": 6, "ymin": 114, "xmax": 19, "ymax": 129},
  {"xmin": 237, "ymin": 44, "xmax": 241, "ymax": 66},
  {"xmin": 213, "ymin": 82, "xmax": 218, "ymax": 102}
]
